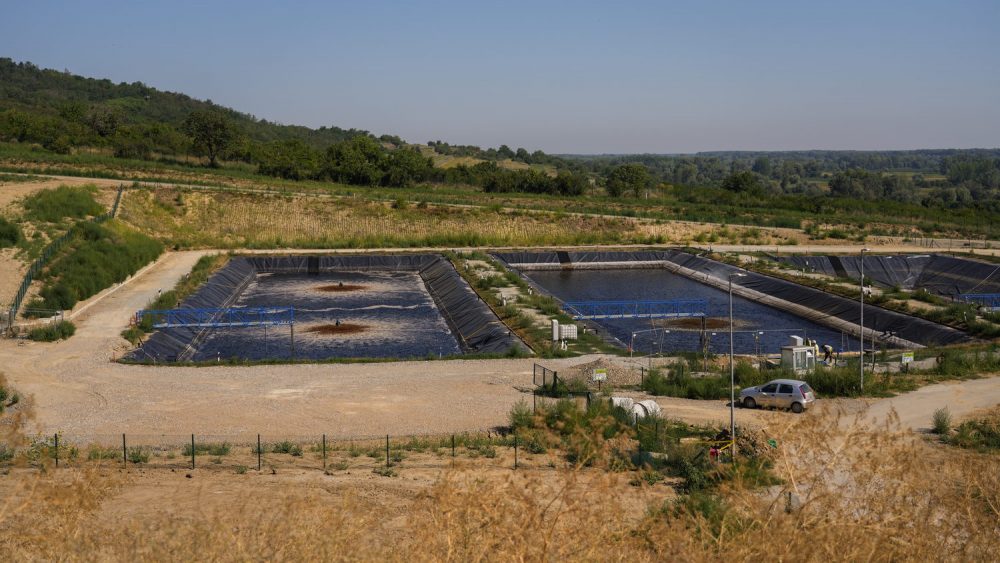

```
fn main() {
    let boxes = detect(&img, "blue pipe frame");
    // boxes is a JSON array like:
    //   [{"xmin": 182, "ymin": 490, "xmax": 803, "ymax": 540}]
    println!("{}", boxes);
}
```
[
  {"xmin": 562, "ymin": 299, "xmax": 707, "ymax": 320},
  {"xmin": 135, "ymin": 307, "xmax": 295, "ymax": 329}
]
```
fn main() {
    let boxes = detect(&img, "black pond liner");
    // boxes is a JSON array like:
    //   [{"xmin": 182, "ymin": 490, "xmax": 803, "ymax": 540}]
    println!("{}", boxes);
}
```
[
  {"xmin": 771, "ymin": 253, "xmax": 1000, "ymax": 296},
  {"xmin": 127, "ymin": 254, "xmax": 526, "ymax": 363},
  {"xmin": 495, "ymin": 250, "xmax": 971, "ymax": 348}
]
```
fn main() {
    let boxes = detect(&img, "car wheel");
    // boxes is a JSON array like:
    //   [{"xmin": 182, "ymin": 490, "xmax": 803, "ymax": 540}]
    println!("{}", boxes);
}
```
[
  {"xmin": 791, "ymin": 402, "xmax": 804, "ymax": 414},
  {"xmin": 742, "ymin": 397, "xmax": 756, "ymax": 409}
]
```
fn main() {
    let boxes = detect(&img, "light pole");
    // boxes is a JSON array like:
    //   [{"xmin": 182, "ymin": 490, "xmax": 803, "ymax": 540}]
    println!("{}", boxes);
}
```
[
  {"xmin": 859, "ymin": 248, "xmax": 870, "ymax": 391},
  {"xmin": 729, "ymin": 271, "xmax": 746, "ymax": 462}
]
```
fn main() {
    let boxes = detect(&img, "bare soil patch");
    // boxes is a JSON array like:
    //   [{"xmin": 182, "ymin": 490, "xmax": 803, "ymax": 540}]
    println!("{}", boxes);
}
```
[{"xmin": 305, "ymin": 323, "xmax": 369, "ymax": 335}]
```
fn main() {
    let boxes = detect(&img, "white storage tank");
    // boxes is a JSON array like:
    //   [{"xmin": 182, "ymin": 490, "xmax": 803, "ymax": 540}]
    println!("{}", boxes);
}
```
[{"xmin": 559, "ymin": 324, "xmax": 578, "ymax": 340}]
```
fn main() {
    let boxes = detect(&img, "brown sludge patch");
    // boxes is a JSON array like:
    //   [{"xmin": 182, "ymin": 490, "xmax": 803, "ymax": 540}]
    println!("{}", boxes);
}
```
[
  {"xmin": 655, "ymin": 317, "xmax": 747, "ymax": 330},
  {"xmin": 317, "ymin": 284, "xmax": 368, "ymax": 292},
  {"xmin": 305, "ymin": 323, "xmax": 369, "ymax": 335}
]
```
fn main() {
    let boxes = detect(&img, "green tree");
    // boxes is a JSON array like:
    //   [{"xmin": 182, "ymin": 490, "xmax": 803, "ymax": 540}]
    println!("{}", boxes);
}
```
[
  {"xmin": 606, "ymin": 163, "xmax": 651, "ymax": 198},
  {"xmin": 324, "ymin": 136, "xmax": 386, "ymax": 186},
  {"xmin": 383, "ymin": 148, "xmax": 433, "ymax": 187},
  {"xmin": 553, "ymin": 171, "xmax": 588, "ymax": 196},
  {"xmin": 751, "ymin": 156, "xmax": 772, "ymax": 176},
  {"xmin": 257, "ymin": 139, "xmax": 322, "ymax": 180},
  {"xmin": 86, "ymin": 105, "xmax": 121, "ymax": 138},
  {"xmin": 182, "ymin": 110, "xmax": 236, "ymax": 167},
  {"xmin": 720, "ymin": 170, "xmax": 765, "ymax": 194}
]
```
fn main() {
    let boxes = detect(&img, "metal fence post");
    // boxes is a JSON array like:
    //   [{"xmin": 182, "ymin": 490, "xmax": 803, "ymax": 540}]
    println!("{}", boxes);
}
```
[
  {"xmin": 191, "ymin": 434, "xmax": 195, "ymax": 469},
  {"xmin": 451, "ymin": 434, "xmax": 456, "ymax": 459},
  {"xmin": 257, "ymin": 434, "xmax": 262, "ymax": 471},
  {"xmin": 54, "ymin": 433, "xmax": 59, "ymax": 468},
  {"xmin": 322, "ymin": 434, "xmax": 327, "ymax": 470},
  {"xmin": 122, "ymin": 434, "xmax": 127, "ymax": 468},
  {"xmin": 385, "ymin": 434, "xmax": 390, "ymax": 468}
]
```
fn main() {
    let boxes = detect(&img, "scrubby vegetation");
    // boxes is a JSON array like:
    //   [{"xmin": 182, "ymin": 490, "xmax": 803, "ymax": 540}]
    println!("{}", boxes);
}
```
[
  {"xmin": 21, "ymin": 184, "xmax": 104, "ymax": 223},
  {"xmin": 0, "ymin": 216, "xmax": 22, "ymax": 247},
  {"xmin": 26, "ymin": 320, "xmax": 76, "ymax": 341},
  {"xmin": 28, "ymin": 220, "xmax": 162, "ymax": 311},
  {"xmin": 946, "ymin": 407, "xmax": 1000, "ymax": 451},
  {"xmin": 638, "ymin": 347, "xmax": 1000, "ymax": 401}
]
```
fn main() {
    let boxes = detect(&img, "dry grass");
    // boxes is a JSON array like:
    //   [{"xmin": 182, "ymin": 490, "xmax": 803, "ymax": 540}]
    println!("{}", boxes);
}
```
[
  {"xmin": 0, "ymin": 371, "xmax": 997, "ymax": 561},
  {"xmin": 119, "ymin": 188, "xmax": 641, "ymax": 248}
]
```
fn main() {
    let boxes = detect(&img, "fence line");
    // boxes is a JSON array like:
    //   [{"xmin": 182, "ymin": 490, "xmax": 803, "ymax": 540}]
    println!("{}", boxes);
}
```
[
  {"xmin": 3, "ymin": 414, "xmax": 712, "ymax": 475},
  {"xmin": 5, "ymin": 185, "xmax": 126, "ymax": 331},
  {"xmin": 3, "ymin": 429, "xmax": 538, "ymax": 473}
]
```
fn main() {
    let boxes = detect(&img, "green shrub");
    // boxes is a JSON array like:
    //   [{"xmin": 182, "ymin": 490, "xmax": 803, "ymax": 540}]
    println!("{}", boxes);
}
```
[
  {"xmin": 0, "ymin": 217, "xmax": 22, "ymax": 247},
  {"xmin": 27, "ymin": 320, "xmax": 76, "ymax": 341},
  {"xmin": 932, "ymin": 407, "xmax": 952, "ymax": 435},
  {"xmin": 271, "ymin": 441, "xmax": 303, "ymax": 456},
  {"xmin": 946, "ymin": 409, "xmax": 1000, "ymax": 451},
  {"xmin": 22, "ymin": 185, "xmax": 104, "ymax": 223},
  {"xmin": 509, "ymin": 400, "xmax": 533, "ymax": 430},
  {"xmin": 120, "ymin": 326, "xmax": 143, "ymax": 345},
  {"xmin": 127, "ymin": 446, "xmax": 150, "ymax": 464},
  {"xmin": 641, "ymin": 367, "xmax": 730, "ymax": 400},
  {"xmin": 35, "ymin": 221, "xmax": 163, "ymax": 311},
  {"xmin": 933, "ymin": 348, "xmax": 1000, "ymax": 378}
]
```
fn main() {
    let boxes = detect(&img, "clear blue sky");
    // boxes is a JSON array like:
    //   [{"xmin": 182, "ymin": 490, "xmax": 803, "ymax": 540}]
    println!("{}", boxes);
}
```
[{"xmin": 2, "ymin": 0, "xmax": 998, "ymax": 153}]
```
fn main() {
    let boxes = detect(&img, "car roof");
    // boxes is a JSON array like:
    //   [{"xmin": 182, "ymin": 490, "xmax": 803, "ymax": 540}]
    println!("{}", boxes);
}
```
[{"xmin": 767, "ymin": 379, "xmax": 808, "ymax": 385}]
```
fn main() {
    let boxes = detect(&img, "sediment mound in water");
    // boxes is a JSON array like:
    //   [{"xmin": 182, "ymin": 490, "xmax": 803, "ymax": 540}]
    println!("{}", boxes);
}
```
[
  {"xmin": 305, "ymin": 323, "xmax": 368, "ymax": 335},
  {"xmin": 316, "ymin": 284, "xmax": 368, "ymax": 292},
  {"xmin": 655, "ymin": 317, "xmax": 750, "ymax": 330}
]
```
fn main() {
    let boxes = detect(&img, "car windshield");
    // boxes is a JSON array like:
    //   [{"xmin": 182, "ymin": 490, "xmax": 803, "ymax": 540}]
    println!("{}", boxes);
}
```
[{"xmin": 800, "ymin": 383, "xmax": 813, "ymax": 394}]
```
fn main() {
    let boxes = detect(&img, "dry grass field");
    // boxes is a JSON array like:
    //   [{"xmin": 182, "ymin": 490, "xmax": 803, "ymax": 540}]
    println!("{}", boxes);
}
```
[
  {"xmin": 119, "ymin": 187, "xmax": 648, "ymax": 248},
  {"xmin": 1, "ymin": 398, "xmax": 997, "ymax": 561}
]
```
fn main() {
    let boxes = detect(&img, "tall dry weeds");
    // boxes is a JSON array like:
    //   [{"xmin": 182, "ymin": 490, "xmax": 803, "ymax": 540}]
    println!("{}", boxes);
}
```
[{"xmin": 0, "ymin": 378, "xmax": 996, "ymax": 561}]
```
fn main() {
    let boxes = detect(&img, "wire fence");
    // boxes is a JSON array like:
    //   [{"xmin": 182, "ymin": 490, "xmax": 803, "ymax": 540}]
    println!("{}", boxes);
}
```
[
  {"xmin": 1, "ymin": 430, "xmax": 544, "ymax": 473},
  {"xmin": 5, "ymin": 185, "xmax": 125, "ymax": 331},
  {"xmin": 2, "ymin": 415, "xmax": 724, "ymax": 475}
]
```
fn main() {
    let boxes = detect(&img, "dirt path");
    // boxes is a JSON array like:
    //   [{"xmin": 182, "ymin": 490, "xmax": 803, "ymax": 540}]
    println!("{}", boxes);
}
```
[{"xmin": 861, "ymin": 375, "xmax": 1000, "ymax": 432}]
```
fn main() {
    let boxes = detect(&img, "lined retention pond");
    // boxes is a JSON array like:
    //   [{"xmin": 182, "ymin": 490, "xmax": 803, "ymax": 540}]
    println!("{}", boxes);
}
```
[
  {"xmin": 192, "ymin": 271, "xmax": 463, "ymax": 361},
  {"xmin": 524, "ymin": 269, "xmax": 848, "ymax": 355}
]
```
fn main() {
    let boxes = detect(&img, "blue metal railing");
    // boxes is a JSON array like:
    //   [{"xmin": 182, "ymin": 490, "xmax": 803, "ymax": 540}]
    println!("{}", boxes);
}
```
[
  {"xmin": 562, "ymin": 299, "xmax": 707, "ymax": 320},
  {"xmin": 135, "ymin": 307, "xmax": 295, "ymax": 329},
  {"xmin": 957, "ymin": 293, "xmax": 1000, "ymax": 309}
]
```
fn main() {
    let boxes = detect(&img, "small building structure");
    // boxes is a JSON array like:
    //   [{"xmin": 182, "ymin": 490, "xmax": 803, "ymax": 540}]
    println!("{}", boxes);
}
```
[{"xmin": 781, "ymin": 335, "xmax": 816, "ymax": 373}]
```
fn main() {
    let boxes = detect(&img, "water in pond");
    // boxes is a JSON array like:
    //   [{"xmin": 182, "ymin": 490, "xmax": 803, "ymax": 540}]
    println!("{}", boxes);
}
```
[
  {"xmin": 524, "ymin": 269, "xmax": 847, "ymax": 355},
  {"xmin": 192, "ymin": 271, "xmax": 462, "ymax": 361}
]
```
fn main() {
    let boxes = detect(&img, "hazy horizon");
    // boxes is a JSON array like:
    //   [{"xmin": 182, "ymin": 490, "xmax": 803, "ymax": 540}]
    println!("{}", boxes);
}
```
[{"xmin": 2, "ymin": 0, "xmax": 998, "ymax": 154}]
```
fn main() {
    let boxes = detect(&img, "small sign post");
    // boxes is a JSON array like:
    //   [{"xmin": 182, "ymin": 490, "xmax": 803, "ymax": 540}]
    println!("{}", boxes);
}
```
[
  {"xmin": 593, "ymin": 368, "xmax": 607, "ymax": 391},
  {"xmin": 901, "ymin": 351, "xmax": 914, "ymax": 372}
]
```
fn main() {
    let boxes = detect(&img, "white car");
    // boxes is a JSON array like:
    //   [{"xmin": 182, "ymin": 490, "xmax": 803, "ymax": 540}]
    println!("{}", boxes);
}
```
[{"xmin": 740, "ymin": 379, "xmax": 816, "ymax": 413}]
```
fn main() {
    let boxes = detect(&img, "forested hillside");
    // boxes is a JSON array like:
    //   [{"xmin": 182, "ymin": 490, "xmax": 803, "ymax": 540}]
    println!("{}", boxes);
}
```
[
  {"xmin": 0, "ymin": 58, "xmax": 373, "ymax": 150},
  {"xmin": 1, "ymin": 57, "xmax": 999, "ymax": 211}
]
